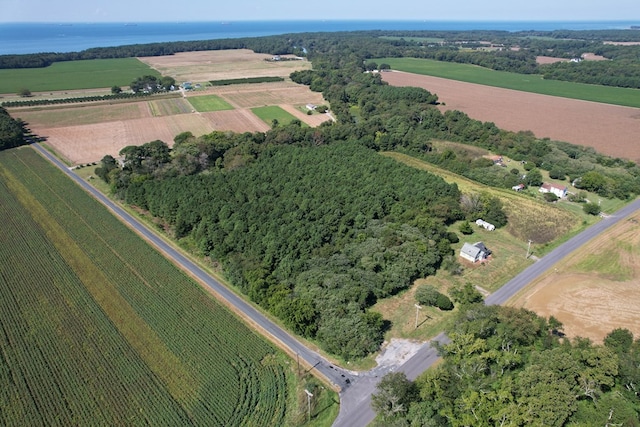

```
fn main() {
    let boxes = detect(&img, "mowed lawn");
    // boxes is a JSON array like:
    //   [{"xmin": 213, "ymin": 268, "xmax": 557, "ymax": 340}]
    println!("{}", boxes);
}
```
[
  {"xmin": 377, "ymin": 57, "xmax": 640, "ymax": 108},
  {"xmin": 187, "ymin": 95, "xmax": 233, "ymax": 112},
  {"xmin": 0, "ymin": 58, "xmax": 159, "ymax": 93},
  {"xmin": 251, "ymin": 105, "xmax": 302, "ymax": 126}
]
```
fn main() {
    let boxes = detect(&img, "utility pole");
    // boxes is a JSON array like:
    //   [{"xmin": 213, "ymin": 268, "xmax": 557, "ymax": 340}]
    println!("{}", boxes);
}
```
[
  {"xmin": 414, "ymin": 304, "xmax": 422, "ymax": 329},
  {"xmin": 304, "ymin": 389, "xmax": 314, "ymax": 422},
  {"xmin": 526, "ymin": 239, "xmax": 532, "ymax": 259}
]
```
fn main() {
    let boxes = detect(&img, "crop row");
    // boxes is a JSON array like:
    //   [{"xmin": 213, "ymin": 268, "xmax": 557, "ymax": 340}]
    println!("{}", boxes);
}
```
[{"xmin": 0, "ymin": 148, "xmax": 291, "ymax": 426}]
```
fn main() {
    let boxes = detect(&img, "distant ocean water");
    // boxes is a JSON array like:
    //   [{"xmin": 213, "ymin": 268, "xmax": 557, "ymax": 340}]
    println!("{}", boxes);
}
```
[{"xmin": 1, "ymin": 20, "xmax": 639, "ymax": 56}]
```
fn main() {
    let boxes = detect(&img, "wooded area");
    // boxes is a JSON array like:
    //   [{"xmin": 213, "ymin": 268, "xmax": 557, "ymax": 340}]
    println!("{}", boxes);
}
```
[
  {"xmin": 90, "ymin": 31, "xmax": 640, "ymax": 358},
  {"xmin": 372, "ymin": 305, "xmax": 640, "ymax": 426},
  {"xmin": 3, "ymin": 28, "xmax": 640, "ymax": 88}
]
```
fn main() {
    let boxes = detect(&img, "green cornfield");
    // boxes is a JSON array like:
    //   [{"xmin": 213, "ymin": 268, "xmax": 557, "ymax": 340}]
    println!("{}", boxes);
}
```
[{"xmin": 0, "ymin": 147, "xmax": 292, "ymax": 426}]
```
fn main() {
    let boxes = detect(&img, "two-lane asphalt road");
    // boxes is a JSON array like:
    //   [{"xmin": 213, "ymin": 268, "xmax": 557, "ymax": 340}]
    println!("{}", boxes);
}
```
[
  {"xmin": 31, "ymin": 143, "xmax": 355, "ymax": 390},
  {"xmin": 333, "ymin": 198, "xmax": 640, "ymax": 427},
  {"xmin": 33, "ymin": 143, "xmax": 640, "ymax": 427}
]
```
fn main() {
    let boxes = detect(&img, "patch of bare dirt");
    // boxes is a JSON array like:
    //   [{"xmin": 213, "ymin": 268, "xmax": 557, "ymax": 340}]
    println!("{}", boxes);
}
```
[
  {"xmin": 581, "ymin": 52, "xmax": 608, "ymax": 61},
  {"xmin": 382, "ymin": 71, "xmax": 640, "ymax": 162},
  {"xmin": 536, "ymin": 56, "xmax": 568, "ymax": 64}
]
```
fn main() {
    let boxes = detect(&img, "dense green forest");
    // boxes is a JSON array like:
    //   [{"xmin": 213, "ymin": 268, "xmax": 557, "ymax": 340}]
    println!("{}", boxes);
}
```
[
  {"xmin": 93, "ymin": 34, "xmax": 640, "ymax": 358},
  {"xmin": 0, "ymin": 107, "xmax": 27, "ymax": 150},
  {"xmin": 371, "ymin": 305, "xmax": 640, "ymax": 426},
  {"xmin": 4, "ymin": 28, "xmax": 640, "ymax": 88}
]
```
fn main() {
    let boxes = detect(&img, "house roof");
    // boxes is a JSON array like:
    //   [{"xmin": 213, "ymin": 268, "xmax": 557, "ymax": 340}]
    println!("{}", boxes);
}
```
[
  {"xmin": 541, "ymin": 182, "xmax": 567, "ymax": 192},
  {"xmin": 473, "ymin": 242, "xmax": 492, "ymax": 255},
  {"xmin": 461, "ymin": 242, "xmax": 482, "ymax": 258}
]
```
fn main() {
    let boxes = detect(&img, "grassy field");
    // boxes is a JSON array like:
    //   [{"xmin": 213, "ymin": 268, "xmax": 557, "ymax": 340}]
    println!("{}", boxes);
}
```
[
  {"xmin": 252, "ymin": 105, "xmax": 302, "ymax": 126},
  {"xmin": 0, "ymin": 146, "xmax": 314, "ymax": 426},
  {"xmin": 373, "ymin": 151, "xmax": 587, "ymax": 342},
  {"xmin": 187, "ymin": 94, "xmax": 234, "ymax": 112},
  {"xmin": 0, "ymin": 58, "xmax": 159, "ymax": 93},
  {"xmin": 377, "ymin": 57, "xmax": 640, "ymax": 108}
]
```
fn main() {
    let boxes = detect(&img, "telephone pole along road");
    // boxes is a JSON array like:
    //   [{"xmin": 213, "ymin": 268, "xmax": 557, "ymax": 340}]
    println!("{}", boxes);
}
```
[
  {"xmin": 32, "ymin": 143, "xmax": 640, "ymax": 427},
  {"xmin": 332, "ymin": 196, "xmax": 640, "ymax": 427},
  {"xmin": 31, "ymin": 144, "xmax": 355, "ymax": 390}
]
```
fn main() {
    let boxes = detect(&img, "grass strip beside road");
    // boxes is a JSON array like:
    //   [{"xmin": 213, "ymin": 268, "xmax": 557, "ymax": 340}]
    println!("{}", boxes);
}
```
[{"xmin": 377, "ymin": 57, "xmax": 640, "ymax": 108}]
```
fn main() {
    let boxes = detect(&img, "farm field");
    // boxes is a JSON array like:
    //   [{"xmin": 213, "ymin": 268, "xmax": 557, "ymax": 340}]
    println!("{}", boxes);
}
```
[
  {"xmin": 7, "ymin": 51, "xmax": 328, "ymax": 165},
  {"xmin": 35, "ymin": 114, "xmax": 218, "ymax": 164},
  {"xmin": 510, "ymin": 211, "xmax": 640, "ymax": 343},
  {"xmin": 377, "ymin": 58, "xmax": 640, "ymax": 108},
  {"xmin": 252, "ymin": 105, "xmax": 301, "ymax": 126},
  {"xmin": 382, "ymin": 71, "xmax": 640, "ymax": 163},
  {"xmin": 0, "ymin": 147, "xmax": 295, "ymax": 426},
  {"xmin": 0, "ymin": 58, "xmax": 158, "ymax": 93},
  {"xmin": 187, "ymin": 94, "xmax": 234, "ymax": 112},
  {"xmin": 138, "ymin": 49, "xmax": 311, "ymax": 83}
]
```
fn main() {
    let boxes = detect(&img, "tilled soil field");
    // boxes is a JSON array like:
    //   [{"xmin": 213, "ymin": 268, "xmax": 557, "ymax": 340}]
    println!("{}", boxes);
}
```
[
  {"xmin": 510, "ymin": 213, "xmax": 640, "ymax": 343},
  {"xmin": 382, "ymin": 71, "xmax": 640, "ymax": 162}
]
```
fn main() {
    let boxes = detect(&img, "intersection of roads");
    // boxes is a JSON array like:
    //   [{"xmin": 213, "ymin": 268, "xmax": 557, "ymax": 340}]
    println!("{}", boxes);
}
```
[{"xmin": 33, "ymin": 143, "xmax": 640, "ymax": 426}]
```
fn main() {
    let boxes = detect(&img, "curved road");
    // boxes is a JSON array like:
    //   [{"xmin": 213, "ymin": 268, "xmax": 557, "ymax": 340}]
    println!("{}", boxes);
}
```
[{"xmin": 33, "ymin": 143, "xmax": 640, "ymax": 426}]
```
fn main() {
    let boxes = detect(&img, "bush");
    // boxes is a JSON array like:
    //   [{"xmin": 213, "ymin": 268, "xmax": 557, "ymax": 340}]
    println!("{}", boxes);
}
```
[
  {"xmin": 583, "ymin": 202, "xmax": 601, "ymax": 215},
  {"xmin": 458, "ymin": 221, "xmax": 473, "ymax": 235},
  {"xmin": 549, "ymin": 168, "xmax": 565, "ymax": 180},
  {"xmin": 543, "ymin": 192, "xmax": 559, "ymax": 202},
  {"xmin": 447, "ymin": 232, "xmax": 459, "ymax": 243},
  {"xmin": 415, "ymin": 285, "xmax": 440, "ymax": 306},
  {"xmin": 435, "ymin": 293, "xmax": 454, "ymax": 311}
]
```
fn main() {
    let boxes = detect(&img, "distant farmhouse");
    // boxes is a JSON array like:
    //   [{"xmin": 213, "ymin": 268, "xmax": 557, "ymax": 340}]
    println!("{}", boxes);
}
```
[
  {"xmin": 539, "ymin": 182, "xmax": 568, "ymax": 198},
  {"xmin": 512, "ymin": 183, "xmax": 525, "ymax": 192},
  {"xmin": 475, "ymin": 219, "xmax": 495, "ymax": 231},
  {"xmin": 483, "ymin": 155, "xmax": 504, "ymax": 166},
  {"xmin": 460, "ymin": 242, "xmax": 492, "ymax": 263}
]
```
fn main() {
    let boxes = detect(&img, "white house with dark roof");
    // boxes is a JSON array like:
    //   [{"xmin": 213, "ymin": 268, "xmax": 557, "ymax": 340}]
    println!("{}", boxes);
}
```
[
  {"xmin": 539, "ymin": 182, "xmax": 568, "ymax": 198},
  {"xmin": 460, "ymin": 242, "xmax": 492, "ymax": 263}
]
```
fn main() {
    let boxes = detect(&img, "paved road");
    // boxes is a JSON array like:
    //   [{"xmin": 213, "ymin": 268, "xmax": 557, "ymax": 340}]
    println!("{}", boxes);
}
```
[
  {"xmin": 333, "ymin": 198, "xmax": 640, "ymax": 427},
  {"xmin": 33, "ymin": 143, "xmax": 640, "ymax": 427},
  {"xmin": 31, "ymin": 144, "xmax": 355, "ymax": 390}
]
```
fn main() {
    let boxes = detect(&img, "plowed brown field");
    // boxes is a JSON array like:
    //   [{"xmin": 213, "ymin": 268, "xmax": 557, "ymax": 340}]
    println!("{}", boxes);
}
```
[
  {"xmin": 138, "ymin": 49, "xmax": 312, "ymax": 83},
  {"xmin": 11, "ymin": 50, "xmax": 329, "ymax": 164},
  {"xmin": 510, "ymin": 213, "xmax": 640, "ymax": 343},
  {"xmin": 382, "ymin": 71, "xmax": 640, "ymax": 162}
]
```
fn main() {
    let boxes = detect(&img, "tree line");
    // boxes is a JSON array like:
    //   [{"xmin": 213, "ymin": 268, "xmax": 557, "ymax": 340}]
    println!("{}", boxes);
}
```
[
  {"xmin": 93, "ymin": 35, "xmax": 640, "ymax": 358},
  {"xmin": 0, "ymin": 107, "xmax": 27, "ymax": 150},
  {"xmin": 4, "ymin": 28, "xmax": 640, "ymax": 88}
]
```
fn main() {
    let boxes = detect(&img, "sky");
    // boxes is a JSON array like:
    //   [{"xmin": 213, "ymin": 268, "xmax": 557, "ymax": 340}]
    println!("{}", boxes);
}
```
[{"xmin": 1, "ymin": 0, "xmax": 639, "ymax": 22}]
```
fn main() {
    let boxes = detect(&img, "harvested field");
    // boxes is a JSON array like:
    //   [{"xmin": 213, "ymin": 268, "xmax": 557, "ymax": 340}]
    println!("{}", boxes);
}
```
[
  {"xmin": 382, "ymin": 71, "xmax": 640, "ymax": 162},
  {"xmin": 536, "ymin": 56, "xmax": 568, "ymax": 64},
  {"xmin": 10, "ymin": 50, "xmax": 327, "ymax": 165},
  {"xmin": 14, "ymin": 103, "xmax": 149, "ymax": 127},
  {"xmin": 510, "ymin": 213, "xmax": 640, "ymax": 343},
  {"xmin": 138, "ymin": 49, "xmax": 311, "ymax": 83},
  {"xmin": 40, "ymin": 114, "xmax": 216, "ymax": 164},
  {"xmin": 202, "ymin": 81, "xmax": 326, "ymax": 109},
  {"xmin": 200, "ymin": 110, "xmax": 270, "ymax": 133}
]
